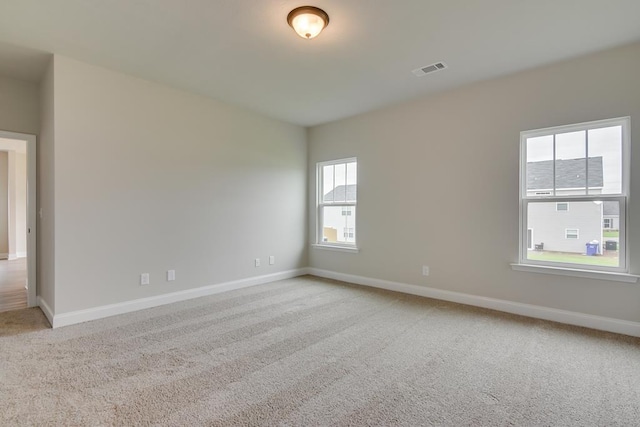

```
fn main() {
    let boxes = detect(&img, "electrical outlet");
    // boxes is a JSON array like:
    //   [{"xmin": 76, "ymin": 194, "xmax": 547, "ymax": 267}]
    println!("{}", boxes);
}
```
[
  {"xmin": 255, "ymin": 258, "xmax": 261, "ymax": 267},
  {"xmin": 140, "ymin": 273, "xmax": 150, "ymax": 285},
  {"xmin": 422, "ymin": 266, "xmax": 430, "ymax": 276},
  {"xmin": 167, "ymin": 269, "xmax": 176, "ymax": 281},
  {"xmin": 269, "ymin": 255, "xmax": 275, "ymax": 265}
]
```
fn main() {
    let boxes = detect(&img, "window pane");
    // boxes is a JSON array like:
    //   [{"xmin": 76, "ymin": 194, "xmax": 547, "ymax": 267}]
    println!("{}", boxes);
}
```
[
  {"xmin": 555, "ymin": 130, "xmax": 586, "ymax": 195},
  {"xmin": 588, "ymin": 126, "xmax": 622, "ymax": 195},
  {"xmin": 346, "ymin": 161, "xmax": 357, "ymax": 201},
  {"xmin": 526, "ymin": 201, "xmax": 619, "ymax": 267},
  {"xmin": 333, "ymin": 163, "xmax": 347, "ymax": 202},
  {"xmin": 322, "ymin": 165, "xmax": 334, "ymax": 202},
  {"xmin": 526, "ymin": 135, "xmax": 554, "ymax": 196},
  {"xmin": 322, "ymin": 206, "xmax": 356, "ymax": 244}
]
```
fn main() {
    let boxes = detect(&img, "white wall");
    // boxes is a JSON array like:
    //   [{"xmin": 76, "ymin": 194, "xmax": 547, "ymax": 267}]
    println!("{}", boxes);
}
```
[
  {"xmin": 308, "ymin": 42, "xmax": 640, "ymax": 323},
  {"xmin": 0, "ymin": 74, "xmax": 39, "ymax": 134},
  {"xmin": 51, "ymin": 56, "xmax": 307, "ymax": 314}
]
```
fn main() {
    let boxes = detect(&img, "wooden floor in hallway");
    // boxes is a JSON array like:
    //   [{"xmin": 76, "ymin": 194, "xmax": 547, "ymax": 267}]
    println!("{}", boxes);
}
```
[{"xmin": 0, "ymin": 258, "xmax": 27, "ymax": 313}]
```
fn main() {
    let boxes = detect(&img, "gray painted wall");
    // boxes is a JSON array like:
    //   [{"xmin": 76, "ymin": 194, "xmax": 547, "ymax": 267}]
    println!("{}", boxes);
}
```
[
  {"xmin": 0, "ymin": 151, "xmax": 7, "ymax": 256},
  {"xmin": 0, "ymin": 74, "xmax": 39, "ymax": 134},
  {"xmin": 38, "ymin": 58, "xmax": 55, "ymax": 312},
  {"xmin": 51, "ymin": 56, "xmax": 307, "ymax": 314},
  {"xmin": 308, "ymin": 42, "xmax": 640, "ymax": 323}
]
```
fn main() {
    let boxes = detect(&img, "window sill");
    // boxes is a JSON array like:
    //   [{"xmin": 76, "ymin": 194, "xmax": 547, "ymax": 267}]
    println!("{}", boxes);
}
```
[
  {"xmin": 312, "ymin": 244, "xmax": 360, "ymax": 253},
  {"xmin": 510, "ymin": 263, "xmax": 639, "ymax": 283}
]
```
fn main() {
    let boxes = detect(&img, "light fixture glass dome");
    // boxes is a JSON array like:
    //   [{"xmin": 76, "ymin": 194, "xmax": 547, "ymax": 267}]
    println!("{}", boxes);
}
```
[{"xmin": 287, "ymin": 6, "xmax": 329, "ymax": 39}]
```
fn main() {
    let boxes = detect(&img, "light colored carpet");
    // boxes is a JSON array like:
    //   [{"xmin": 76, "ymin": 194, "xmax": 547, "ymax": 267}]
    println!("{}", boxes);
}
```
[{"xmin": 1, "ymin": 275, "xmax": 639, "ymax": 425}]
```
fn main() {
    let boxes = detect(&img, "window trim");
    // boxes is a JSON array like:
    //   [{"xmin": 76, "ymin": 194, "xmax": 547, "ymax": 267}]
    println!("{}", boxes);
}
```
[
  {"xmin": 517, "ymin": 117, "xmax": 631, "ymax": 275},
  {"xmin": 316, "ymin": 157, "xmax": 358, "ymax": 249}
]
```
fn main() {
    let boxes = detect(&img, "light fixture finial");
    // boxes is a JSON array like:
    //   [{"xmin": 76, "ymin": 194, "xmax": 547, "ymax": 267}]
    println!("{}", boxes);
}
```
[{"xmin": 287, "ymin": 6, "xmax": 329, "ymax": 39}]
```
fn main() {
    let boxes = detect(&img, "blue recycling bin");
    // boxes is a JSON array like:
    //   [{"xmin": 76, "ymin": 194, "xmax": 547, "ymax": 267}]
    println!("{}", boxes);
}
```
[{"xmin": 586, "ymin": 243, "xmax": 599, "ymax": 256}]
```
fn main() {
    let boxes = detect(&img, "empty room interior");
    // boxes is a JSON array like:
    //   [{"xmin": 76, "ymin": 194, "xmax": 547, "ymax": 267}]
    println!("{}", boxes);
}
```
[{"xmin": 1, "ymin": 1, "xmax": 639, "ymax": 425}]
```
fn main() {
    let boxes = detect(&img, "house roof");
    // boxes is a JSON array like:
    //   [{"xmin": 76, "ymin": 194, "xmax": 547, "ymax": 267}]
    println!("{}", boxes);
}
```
[
  {"xmin": 324, "ymin": 184, "xmax": 357, "ymax": 202},
  {"xmin": 603, "ymin": 201, "xmax": 619, "ymax": 216},
  {"xmin": 527, "ymin": 157, "xmax": 603, "ymax": 190}
]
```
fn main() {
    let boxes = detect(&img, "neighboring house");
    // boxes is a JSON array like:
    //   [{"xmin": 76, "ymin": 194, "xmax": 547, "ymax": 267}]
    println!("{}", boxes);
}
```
[
  {"xmin": 322, "ymin": 184, "xmax": 356, "ymax": 244},
  {"xmin": 527, "ymin": 157, "xmax": 611, "ymax": 254},
  {"xmin": 603, "ymin": 202, "xmax": 620, "ymax": 229},
  {"xmin": 526, "ymin": 157, "xmax": 603, "ymax": 197}
]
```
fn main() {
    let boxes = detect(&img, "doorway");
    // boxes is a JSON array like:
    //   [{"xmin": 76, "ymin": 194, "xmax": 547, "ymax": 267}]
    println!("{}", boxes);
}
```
[{"xmin": 0, "ymin": 130, "xmax": 36, "ymax": 312}]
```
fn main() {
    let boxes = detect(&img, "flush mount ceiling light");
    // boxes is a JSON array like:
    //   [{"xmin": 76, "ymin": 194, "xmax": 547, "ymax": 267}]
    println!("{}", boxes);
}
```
[{"xmin": 287, "ymin": 6, "xmax": 329, "ymax": 39}]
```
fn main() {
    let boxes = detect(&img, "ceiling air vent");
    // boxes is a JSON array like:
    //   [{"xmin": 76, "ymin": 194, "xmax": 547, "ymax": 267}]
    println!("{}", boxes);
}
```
[{"xmin": 412, "ymin": 62, "xmax": 447, "ymax": 77}]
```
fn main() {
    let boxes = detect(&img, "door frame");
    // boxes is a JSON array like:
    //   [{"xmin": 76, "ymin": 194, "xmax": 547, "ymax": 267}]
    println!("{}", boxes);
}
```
[{"xmin": 0, "ymin": 130, "xmax": 36, "ymax": 307}]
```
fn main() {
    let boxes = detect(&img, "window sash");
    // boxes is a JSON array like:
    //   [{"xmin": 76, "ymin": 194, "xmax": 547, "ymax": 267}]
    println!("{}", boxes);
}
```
[
  {"xmin": 520, "ymin": 117, "xmax": 629, "ymax": 200},
  {"xmin": 520, "ymin": 196, "xmax": 627, "ymax": 272}
]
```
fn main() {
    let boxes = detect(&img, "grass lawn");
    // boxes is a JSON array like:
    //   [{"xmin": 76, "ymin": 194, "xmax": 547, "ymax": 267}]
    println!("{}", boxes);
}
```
[
  {"xmin": 527, "ymin": 250, "xmax": 619, "ymax": 267},
  {"xmin": 603, "ymin": 230, "xmax": 619, "ymax": 238}
]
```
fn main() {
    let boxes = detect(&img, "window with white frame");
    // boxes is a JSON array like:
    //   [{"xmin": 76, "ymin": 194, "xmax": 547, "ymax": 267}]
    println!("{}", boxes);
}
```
[
  {"xmin": 520, "ymin": 117, "xmax": 629, "ymax": 272},
  {"xmin": 317, "ymin": 158, "xmax": 357, "ymax": 247},
  {"xmin": 603, "ymin": 218, "xmax": 612, "ymax": 229},
  {"xmin": 565, "ymin": 229, "xmax": 579, "ymax": 239}
]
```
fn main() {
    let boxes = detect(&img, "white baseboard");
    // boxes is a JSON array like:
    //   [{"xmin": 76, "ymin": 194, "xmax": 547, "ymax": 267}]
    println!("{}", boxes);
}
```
[
  {"xmin": 307, "ymin": 268, "xmax": 640, "ymax": 338},
  {"xmin": 50, "ymin": 268, "xmax": 308, "ymax": 328},
  {"xmin": 16, "ymin": 251, "xmax": 27, "ymax": 258},
  {"xmin": 37, "ymin": 296, "xmax": 54, "ymax": 327}
]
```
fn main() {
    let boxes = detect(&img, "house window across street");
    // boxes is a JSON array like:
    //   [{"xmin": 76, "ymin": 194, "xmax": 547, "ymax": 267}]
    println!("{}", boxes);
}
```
[
  {"xmin": 519, "ymin": 117, "xmax": 629, "ymax": 272},
  {"xmin": 565, "ymin": 229, "xmax": 579, "ymax": 239}
]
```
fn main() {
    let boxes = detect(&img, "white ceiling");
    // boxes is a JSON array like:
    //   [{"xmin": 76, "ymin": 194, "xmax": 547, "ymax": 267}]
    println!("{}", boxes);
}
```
[{"xmin": 1, "ymin": 0, "xmax": 639, "ymax": 126}]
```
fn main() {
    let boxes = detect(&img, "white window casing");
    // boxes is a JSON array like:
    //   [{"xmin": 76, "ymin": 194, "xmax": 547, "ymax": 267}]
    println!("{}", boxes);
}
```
[
  {"xmin": 517, "ymin": 116, "xmax": 632, "ymax": 277},
  {"xmin": 315, "ymin": 158, "xmax": 358, "ymax": 250}
]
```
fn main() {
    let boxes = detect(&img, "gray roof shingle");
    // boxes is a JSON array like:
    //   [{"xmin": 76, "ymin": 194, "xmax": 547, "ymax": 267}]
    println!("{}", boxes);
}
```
[
  {"xmin": 527, "ymin": 157, "xmax": 603, "ymax": 190},
  {"xmin": 324, "ymin": 184, "xmax": 357, "ymax": 202},
  {"xmin": 603, "ymin": 201, "xmax": 619, "ymax": 216}
]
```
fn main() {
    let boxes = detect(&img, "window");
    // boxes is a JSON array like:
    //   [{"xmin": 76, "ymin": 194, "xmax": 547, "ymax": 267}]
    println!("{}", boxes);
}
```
[
  {"xmin": 565, "ymin": 229, "xmax": 579, "ymax": 239},
  {"xmin": 317, "ymin": 158, "xmax": 357, "ymax": 247},
  {"xmin": 520, "ymin": 117, "xmax": 629, "ymax": 272}
]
